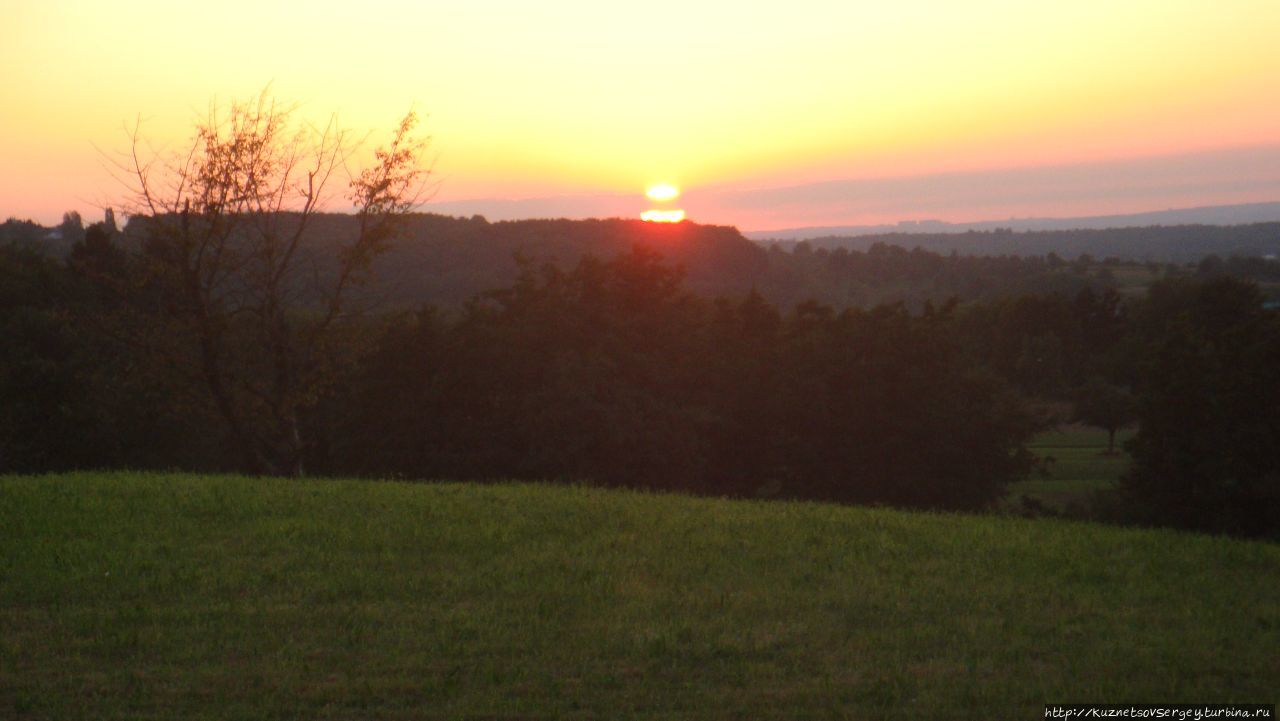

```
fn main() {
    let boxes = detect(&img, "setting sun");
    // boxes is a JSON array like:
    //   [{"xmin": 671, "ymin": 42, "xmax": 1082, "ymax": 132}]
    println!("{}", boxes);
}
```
[{"xmin": 646, "ymin": 184, "xmax": 681, "ymax": 202}]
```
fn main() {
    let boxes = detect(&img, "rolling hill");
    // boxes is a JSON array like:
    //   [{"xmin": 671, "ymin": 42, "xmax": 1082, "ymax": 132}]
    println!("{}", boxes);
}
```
[{"xmin": 3, "ymin": 473, "xmax": 1276, "ymax": 718}]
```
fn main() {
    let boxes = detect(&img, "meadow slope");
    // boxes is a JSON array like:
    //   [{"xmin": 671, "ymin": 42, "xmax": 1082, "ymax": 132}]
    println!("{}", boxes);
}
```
[{"xmin": 2, "ymin": 473, "xmax": 1277, "ymax": 719}]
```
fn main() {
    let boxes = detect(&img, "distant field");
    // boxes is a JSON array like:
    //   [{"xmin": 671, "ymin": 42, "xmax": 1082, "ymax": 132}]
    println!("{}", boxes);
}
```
[
  {"xmin": 1006, "ymin": 426, "xmax": 1135, "ymax": 512},
  {"xmin": 1102, "ymin": 263, "xmax": 1167, "ymax": 297},
  {"xmin": 3, "ymin": 473, "xmax": 1277, "ymax": 719}
]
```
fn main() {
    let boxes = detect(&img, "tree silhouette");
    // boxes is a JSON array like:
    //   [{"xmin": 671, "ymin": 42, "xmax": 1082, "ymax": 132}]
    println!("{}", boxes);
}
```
[
  {"xmin": 110, "ymin": 90, "xmax": 430, "ymax": 475},
  {"xmin": 1123, "ymin": 277, "xmax": 1280, "ymax": 537},
  {"xmin": 1072, "ymin": 378, "xmax": 1134, "ymax": 454}
]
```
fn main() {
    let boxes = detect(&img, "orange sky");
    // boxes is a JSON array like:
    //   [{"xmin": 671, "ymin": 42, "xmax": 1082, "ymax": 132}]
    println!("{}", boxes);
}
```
[{"xmin": 2, "ymin": 0, "xmax": 1279, "ymax": 229}]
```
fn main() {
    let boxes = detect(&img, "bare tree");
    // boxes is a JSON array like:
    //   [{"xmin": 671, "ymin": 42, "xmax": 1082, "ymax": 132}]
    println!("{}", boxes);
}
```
[{"xmin": 111, "ymin": 91, "xmax": 430, "ymax": 476}]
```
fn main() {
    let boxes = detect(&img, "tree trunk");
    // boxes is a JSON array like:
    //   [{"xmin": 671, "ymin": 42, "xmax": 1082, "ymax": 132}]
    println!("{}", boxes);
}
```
[{"xmin": 285, "ymin": 412, "xmax": 305, "ymax": 477}]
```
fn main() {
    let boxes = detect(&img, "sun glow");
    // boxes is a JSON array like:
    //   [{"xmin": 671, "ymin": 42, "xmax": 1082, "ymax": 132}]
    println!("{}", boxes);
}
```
[
  {"xmin": 641, "ymin": 209, "xmax": 686, "ymax": 223},
  {"xmin": 4, "ymin": 1, "xmax": 1280, "ymax": 225},
  {"xmin": 645, "ymin": 184, "xmax": 681, "ymax": 202}
]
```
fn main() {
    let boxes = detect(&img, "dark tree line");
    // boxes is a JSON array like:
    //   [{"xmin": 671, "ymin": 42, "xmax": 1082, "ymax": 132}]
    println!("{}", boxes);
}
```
[
  {"xmin": 16, "ymin": 212, "xmax": 1279, "ymax": 317},
  {"xmin": 759, "ymin": 241, "xmax": 1112, "ymax": 311},
  {"xmin": 3, "ymin": 213, "xmax": 1278, "ymax": 536},
  {"xmin": 1120, "ymin": 278, "xmax": 1280, "ymax": 536},
  {"xmin": 317, "ymin": 248, "xmax": 1040, "ymax": 509},
  {"xmin": 2, "ymin": 234, "xmax": 1041, "ymax": 510}
]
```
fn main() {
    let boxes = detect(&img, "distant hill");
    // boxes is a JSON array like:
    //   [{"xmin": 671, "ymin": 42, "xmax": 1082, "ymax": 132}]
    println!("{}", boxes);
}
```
[
  {"xmin": 298, "ymin": 214, "xmax": 1275, "ymax": 310},
  {"xmin": 36, "ymin": 210, "xmax": 1280, "ymax": 311},
  {"xmin": 212, "ymin": 213, "xmax": 772, "ymax": 308},
  {"xmin": 752, "ymin": 221, "xmax": 1280, "ymax": 263},
  {"xmin": 746, "ymin": 201, "xmax": 1280, "ymax": 242}
]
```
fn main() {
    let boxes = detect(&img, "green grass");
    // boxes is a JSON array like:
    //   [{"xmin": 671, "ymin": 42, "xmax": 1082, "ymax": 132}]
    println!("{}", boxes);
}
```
[
  {"xmin": 3, "ymin": 473, "xmax": 1277, "ymax": 719},
  {"xmin": 1007, "ymin": 426, "xmax": 1136, "ymax": 512}
]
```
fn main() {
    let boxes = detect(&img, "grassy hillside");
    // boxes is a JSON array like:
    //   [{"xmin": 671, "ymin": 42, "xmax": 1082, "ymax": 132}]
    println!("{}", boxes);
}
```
[{"xmin": 3, "ymin": 473, "xmax": 1277, "ymax": 719}]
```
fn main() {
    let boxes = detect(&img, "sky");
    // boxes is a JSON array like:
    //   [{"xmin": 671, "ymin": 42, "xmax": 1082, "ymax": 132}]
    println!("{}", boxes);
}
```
[{"xmin": 2, "ymin": 0, "xmax": 1279, "ymax": 231}]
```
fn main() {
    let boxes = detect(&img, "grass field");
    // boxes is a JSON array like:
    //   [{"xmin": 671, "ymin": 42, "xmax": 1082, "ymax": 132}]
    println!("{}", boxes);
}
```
[
  {"xmin": 1102, "ymin": 263, "xmax": 1167, "ymax": 297},
  {"xmin": 3, "ymin": 473, "xmax": 1277, "ymax": 719},
  {"xmin": 1006, "ymin": 426, "xmax": 1136, "ymax": 513}
]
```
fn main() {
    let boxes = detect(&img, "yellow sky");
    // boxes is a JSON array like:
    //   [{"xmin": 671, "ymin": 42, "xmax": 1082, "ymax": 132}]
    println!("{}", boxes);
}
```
[{"xmin": 2, "ymin": 0, "xmax": 1279, "ymax": 227}]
